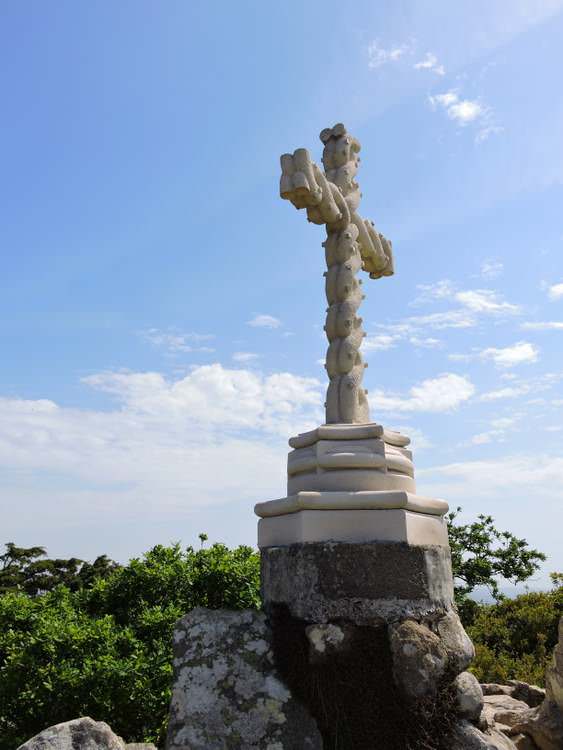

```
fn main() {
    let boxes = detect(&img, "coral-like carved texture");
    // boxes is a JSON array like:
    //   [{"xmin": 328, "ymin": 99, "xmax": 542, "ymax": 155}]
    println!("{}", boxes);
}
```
[{"xmin": 280, "ymin": 124, "xmax": 394, "ymax": 423}]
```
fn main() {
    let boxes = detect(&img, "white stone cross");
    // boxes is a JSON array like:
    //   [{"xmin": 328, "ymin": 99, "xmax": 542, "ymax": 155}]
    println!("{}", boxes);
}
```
[{"xmin": 280, "ymin": 123, "xmax": 394, "ymax": 424}]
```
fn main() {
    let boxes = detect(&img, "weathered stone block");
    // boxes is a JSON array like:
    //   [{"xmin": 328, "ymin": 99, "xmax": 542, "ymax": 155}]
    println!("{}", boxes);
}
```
[
  {"xmin": 389, "ymin": 619, "xmax": 448, "ymax": 700},
  {"xmin": 261, "ymin": 541, "xmax": 454, "ymax": 623},
  {"xmin": 165, "ymin": 607, "xmax": 322, "ymax": 750}
]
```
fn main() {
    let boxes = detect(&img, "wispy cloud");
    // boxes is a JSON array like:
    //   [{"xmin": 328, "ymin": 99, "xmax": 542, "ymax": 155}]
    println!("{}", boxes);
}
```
[
  {"xmin": 419, "ymin": 454, "xmax": 563, "ymax": 501},
  {"xmin": 429, "ymin": 90, "xmax": 483, "ymax": 124},
  {"xmin": 247, "ymin": 314, "xmax": 282, "ymax": 329},
  {"xmin": 413, "ymin": 280, "xmax": 519, "ymax": 315},
  {"xmin": 232, "ymin": 351, "xmax": 260, "ymax": 363},
  {"xmin": 141, "ymin": 328, "xmax": 215, "ymax": 354},
  {"xmin": 0, "ymin": 365, "xmax": 324, "ymax": 525},
  {"xmin": 367, "ymin": 40, "xmax": 412, "ymax": 69},
  {"xmin": 370, "ymin": 373, "xmax": 475, "ymax": 413},
  {"xmin": 413, "ymin": 52, "xmax": 445, "ymax": 76},
  {"xmin": 521, "ymin": 321, "xmax": 563, "ymax": 331},
  {"xmin": 548, "ymin": 282, "xmax": 563, "ymax": 300},
  {"xmin": 363, "ymin": 333, "xmax": 399, "ymax": 352},
  {"xmin": 407, "ymin": 280, "xmax": 520, "ymax": 329},
  {"xmin": 479, "ymin": 385, "xmax": 530, "ymax": 402},
  {"xmin": 470, "ymin": 429, "xmax": 506, "ymax": 445},
  {"xmin": 409, "ymin": 336, "xmax": 443, "ymax": 349},
  {"xmin": 478, "ymin": 372, "xmax": 561, "ymax": 402},
  {"xmin": 480, "ymin": 341, "xmax": 539, "ymax": 368},
  {"xmin": 428, "ymin": 90, "xmax": 502, "ymax": 143},
  {"xmin": 480, "ymin": 260, "xmax": 504, "ymax": 280},
  {"xmin": 450, "ymin": 341, "xmax": 539, "ymax": 368},
  {"xmin": 455, "ymin": 289, "xmax": 518, "ymax": 314}
]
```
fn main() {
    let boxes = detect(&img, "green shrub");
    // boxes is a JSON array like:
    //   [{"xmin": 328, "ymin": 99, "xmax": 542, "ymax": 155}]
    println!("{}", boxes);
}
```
[
  {"xmin": 0, "ymin": 543, "xmax": 260, "ymax": 750},
  {"xmin": 468, "ymin": 576, "xmax": 563, "ymax": 686}
]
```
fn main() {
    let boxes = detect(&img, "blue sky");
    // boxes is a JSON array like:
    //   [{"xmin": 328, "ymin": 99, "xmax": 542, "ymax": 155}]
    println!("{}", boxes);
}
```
[{"xmin": 1, "ymin": 1, "xmax": 562, "ymax": 587}]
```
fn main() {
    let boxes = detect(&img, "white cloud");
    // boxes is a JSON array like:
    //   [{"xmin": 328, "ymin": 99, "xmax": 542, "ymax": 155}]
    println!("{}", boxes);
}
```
[
  {"xmin": 413, "ymin": 52, "xmax": 445, "ymax": 75},
  {"xmin": 413, "ymin": 280, "xmax": 520, "ymax": 316},
  {"xmin": 475, "ymin": 125, "xmax": 504, "ymax": 144},
  {"xmin": 428, "ymin": 90, "xmax": 502, "ymax": 143},
  {"xmin": 419, "ymin": 454, "xmax": 563, "ymax": 500},
  {"xmin": 470, "ymin": 430, "xmax": 505, "ymax": 445},
  {"xmin": 455, "ymin": 289, "xmax": 519, "ymax": 314},
  {"xmin": 430, "ymin": 92, "xmax": 458, "ymax": 108},
  {"xmin": 370, "ymin": 373, "xmax": 475, "ymax": 413},
  {"xmin": 396, "ymin": 280, "xmax": 520, "ymax": 336},
  {"xmin": 141, "ymin": 328, "xmax": 215, "ymax": 353},
  {"xmin": 548, "ymin": 282, "xmax": 563, "ymax": 300},
  {"xmin": 419, "ymin": 453, "xmax": 563, "ymax": 580},
  {"xmin": 491, "ymin": 416, "xmax": 520, "ymax": 429},
  {"xmin": 451, "ymin": 341, "xmax": 539, "ymax": 368},
  {"xmin": 429, "ymin": 90, "xmax": 483, "ymax": 124},
  {"xmin": 409, "ymin": 337, "xmax": 442, "ymax": 349},
  {"xmin": 479, "ymin": 385, "xmax": 530, "ymax": 402},
  {"xmin": 363, "ymin": 333, "xmax": 399, "ymax": 352},
  {"xmin": 479, "ymin": 341, "xmax": 539, "ymax": 368},
  {"xmin": 448, "ymin": 100, "xmax": 483, "ymax": 124},
  {"xmin": 521, "ymin": 321, "xmax": 563, "ymax": 330},
  {"xmin": 247, "ymin": 314, "xmax": 282, "ymax": 329},
  {"xmin": 83, "ymin": 364, "xmax": 321, "ymax": 436},
  {"xmin": 0, "ymin": 365, "xmax": 324, "ymax": 528},
  {"xmin": 480, "ymin": 260, "xmax": 504, "ymax": 280},
  {"xmin": 467, "ymin": 415, "xmax": 521, "ymax": 446},
  {"xmin": 367, "ymin": 40, "xmax": 412, "ymax": 69},
  {"xmin": 232, "ymin": 352, "xmax": 260, "ymax": 363}
]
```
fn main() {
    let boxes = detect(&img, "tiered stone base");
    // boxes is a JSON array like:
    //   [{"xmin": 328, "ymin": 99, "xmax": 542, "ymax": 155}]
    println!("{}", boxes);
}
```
[{"xmin": 256, "ymin": 490, "xmax": 449, "ymax": 547}]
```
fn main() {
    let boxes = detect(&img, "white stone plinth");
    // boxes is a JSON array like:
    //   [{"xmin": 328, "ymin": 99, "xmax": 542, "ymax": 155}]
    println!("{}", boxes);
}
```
[
  {"xmin": 255, "ymin": 489, "xmax": 448, "ymax": 518},
  {"xmin": 257, "ymin": 507, "xmax": 449, "ymax": 548}
]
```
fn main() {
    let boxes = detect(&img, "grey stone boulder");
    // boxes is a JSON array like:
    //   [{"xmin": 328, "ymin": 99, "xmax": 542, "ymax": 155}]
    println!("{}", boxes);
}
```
[
  {"xmin": 436, "ymin": 609, "xmax": 475, "ymax": 672},
  {"xmin": 507, "ymin": 680, "xmax": 546, "ymax": 708},
  {"xmin": 452, "ymin": 720, "xmax": 518, "ymax": 749},
  {"xmin": 507, "ymin": 619, "xmax": 563, "ymax": 750},
  {"xmin": 482, "ymin": 684, "xmax": 519, "ymax": 697},
  {"xmin": 455, "ymin": 671, "xmax": 484, "ymax": 721},
  {"xmin": 483, "ymin": 694, "xmax": 535, "ymax": 726},
  {"xmin": 511, "ymin": 701, "xmax": 563, "ymax": 750},
  {"xmin": 17, "ymin": 718, "xmax": 127, "ymax": 750},
  {"xmin": 166, "ymin": 607, "xmax": 322, "ymax": 750},
  {"xmin": 389, "ymin": 618, "xmax": 448, "ymax": 700}
]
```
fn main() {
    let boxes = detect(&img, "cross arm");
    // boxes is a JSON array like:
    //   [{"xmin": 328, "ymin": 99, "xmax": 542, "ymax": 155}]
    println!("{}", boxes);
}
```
[{"xmin": 279, "ymin": 125, "xmax": 394, "ymax": 279}]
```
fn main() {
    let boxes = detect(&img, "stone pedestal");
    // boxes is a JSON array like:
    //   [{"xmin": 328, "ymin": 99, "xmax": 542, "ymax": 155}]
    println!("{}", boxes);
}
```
[
  {"xmin": 165, "ymin": 422, "xmax": 503, "ymax": 749},
  {"xmin": 251, "ymin": 423, "xmax": 491, "ymax": 749}
]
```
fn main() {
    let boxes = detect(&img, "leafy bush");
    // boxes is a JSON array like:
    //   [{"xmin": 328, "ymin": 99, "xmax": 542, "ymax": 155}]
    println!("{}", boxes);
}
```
[
  {"xmin": 0, "ymin": 543, "xmax": 260, "ymax": 750},
  {"xmin": 468, "ymin": 574, "xmax": 563, "ymax": 686}
]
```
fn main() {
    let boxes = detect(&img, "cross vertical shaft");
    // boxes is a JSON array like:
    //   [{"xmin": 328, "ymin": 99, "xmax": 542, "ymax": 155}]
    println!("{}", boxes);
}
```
[{"xmin": 280, "ymin": 123, "xmax": 394, "ymax": 424}]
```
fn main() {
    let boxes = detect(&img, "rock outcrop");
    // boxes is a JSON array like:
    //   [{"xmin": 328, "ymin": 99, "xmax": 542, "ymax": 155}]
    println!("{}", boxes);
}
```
[
  {"xmin": 17, "ymin": 717, "xmax": 156, "ymax": 750},
  {"xmin": 165, "ymin": 607, "xmax": 322, "ymax": 749},
  {"xmin": 506, "ymin": 647, "xmax": 562, "ymax": 749}
]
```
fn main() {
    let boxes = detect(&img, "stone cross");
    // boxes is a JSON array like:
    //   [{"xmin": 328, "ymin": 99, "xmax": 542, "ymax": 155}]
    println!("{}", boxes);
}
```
[{"xmin": 280, "ymin": 123, "xmax": 394, "ymax": 425}]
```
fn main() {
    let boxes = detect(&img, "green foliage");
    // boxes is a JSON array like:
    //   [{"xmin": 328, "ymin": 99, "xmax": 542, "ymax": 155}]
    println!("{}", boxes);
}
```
[
  {"xmin": 0, "ymin": 515, "xmax": 553, "ymax": 748},
  {"xmin": 0, "ymin": 543, "xmax": 119, "ymax": 596},
  {"xmin": 468, "ymin": 574, "xmax": 563, "ymax": 686},
  {"xmin": 0, "ymin": 543, "xmax": 260, "ymax": 750},
  {"xmin": 447, "ymin": 509, "xmax": 546, "ymax": 608}
]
